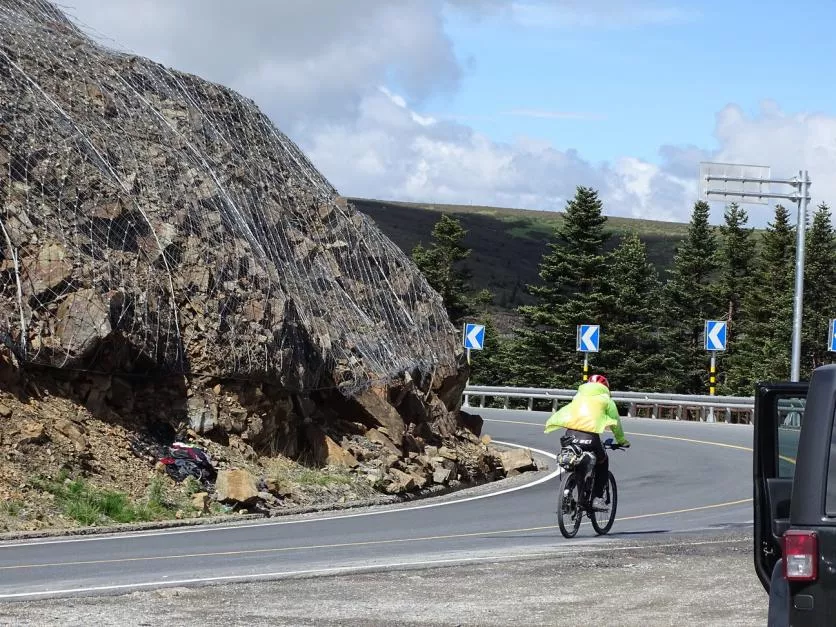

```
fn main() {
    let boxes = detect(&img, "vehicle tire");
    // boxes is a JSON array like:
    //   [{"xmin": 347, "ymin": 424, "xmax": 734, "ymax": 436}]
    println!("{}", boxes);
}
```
[
  {"xmin": 558, "ymin": 472, "xmax": 582, "ymax": 538},
  {"xmin": 590, "ymin": 471, "xmax": 617, "ymax": 535}
]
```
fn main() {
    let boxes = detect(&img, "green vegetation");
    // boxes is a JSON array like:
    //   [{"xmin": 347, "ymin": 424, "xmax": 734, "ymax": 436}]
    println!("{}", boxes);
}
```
[
  {"xmin": 297, "ymin": 469, "xmax": 355, "ymax": 487},
  {"xmin": 354, "ymin": 197, "xmax": 691, "ymax": 316},
  {"xmin": 31, "ymin": 472, "xmax": 192, "ymax": 526},
  {"xmin": 515, "ymin": 186, "xmax": 612, "ymax": 388},
  {"xmin": 367, "ymin": 190, "xmax": 836, "ymax": 394},
  {"xmin": 411, "ymin": 213, "xmax": 474, "ymax": 324},
  {"xmin": 0, "ymin": 500, "xmax": 23, "ymax": 517},
  {"xmin": 266, "ymin": 458, "xmax": 367, "ymax": 494}
]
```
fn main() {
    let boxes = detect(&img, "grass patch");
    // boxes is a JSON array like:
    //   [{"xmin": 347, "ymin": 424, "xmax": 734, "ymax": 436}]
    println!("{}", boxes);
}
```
[
  {"xmin": 0, "ymin": 500, "xmax": 24, "ymax": 517},
  {"xmin": 297, "ymin": 469, "xmax": 354, "ymax": 487},
  {"xmin": 265, "ymin": 456, "xmax": 372, "ymax": 499},
  {"xmin": 30, "ymin": 474, "xmax": 187, "ymax": 526}
]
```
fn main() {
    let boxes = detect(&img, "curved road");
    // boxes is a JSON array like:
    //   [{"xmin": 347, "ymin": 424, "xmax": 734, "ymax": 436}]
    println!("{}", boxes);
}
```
[{"xmin": 0, "ymin": 410, "xmax": 754, "ymax": 600}]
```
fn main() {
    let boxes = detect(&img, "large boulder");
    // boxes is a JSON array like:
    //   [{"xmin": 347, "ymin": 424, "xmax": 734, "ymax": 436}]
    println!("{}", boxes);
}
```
[
  {"xmin": 215, "ymin": 469, "xmax": 259, "ymax": 505},
  {"xmin": 0, "ymin": 0, "xmax": 461, "ymax": 399},
  {"xmin": 0, "ymin": 1, "xmax": 505, "ymax": 491}
]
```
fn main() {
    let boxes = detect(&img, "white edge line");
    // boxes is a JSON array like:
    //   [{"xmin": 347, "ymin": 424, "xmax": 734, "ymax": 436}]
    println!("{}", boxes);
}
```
[
  {"xmin": 0, "ymin": 536, "xmax": 740, "ymax": 600},
  {"xmin": 0, "ymin": 441, "xmax": 559, "ymax": 549}
]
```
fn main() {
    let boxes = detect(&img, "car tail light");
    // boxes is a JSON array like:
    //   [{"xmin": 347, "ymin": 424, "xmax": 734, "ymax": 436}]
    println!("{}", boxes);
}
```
[{"xmin": 783, "ymin": 530, "xmax": 818, "ymax": 581}]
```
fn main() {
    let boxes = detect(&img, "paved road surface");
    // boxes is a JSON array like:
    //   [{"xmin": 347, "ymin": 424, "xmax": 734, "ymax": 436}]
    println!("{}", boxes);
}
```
[{"xmin": 0, "ymin": 410, "xmax": 755, "ymax": 600}]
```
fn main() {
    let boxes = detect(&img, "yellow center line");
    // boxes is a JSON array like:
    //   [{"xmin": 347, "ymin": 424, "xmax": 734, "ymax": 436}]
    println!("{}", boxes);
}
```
[
  {"xmin": 0, "ymin": 498, "xmax": 751, "ymax": 572},
  {"xmin": 485, "ymin": 417, "xmax": 797, "ymax": 464}
]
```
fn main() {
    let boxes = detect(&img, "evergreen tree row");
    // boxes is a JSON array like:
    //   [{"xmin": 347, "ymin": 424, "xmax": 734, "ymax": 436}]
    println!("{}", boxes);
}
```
[{"xmin": 411, "ymin": 189, "xmax": 836, "ymax": 394}]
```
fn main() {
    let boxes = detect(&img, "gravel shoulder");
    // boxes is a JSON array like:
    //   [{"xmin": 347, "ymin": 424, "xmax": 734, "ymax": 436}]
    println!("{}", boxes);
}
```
[{"xmin": 0, "ymin": 532, "xmax": 767, "ymax": 626}]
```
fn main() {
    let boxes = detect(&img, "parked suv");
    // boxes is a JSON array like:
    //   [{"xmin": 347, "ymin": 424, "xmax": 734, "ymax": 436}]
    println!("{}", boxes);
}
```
[{"xmin": 753, "ymin": 364, "xmax": 836, "ymax": 626}]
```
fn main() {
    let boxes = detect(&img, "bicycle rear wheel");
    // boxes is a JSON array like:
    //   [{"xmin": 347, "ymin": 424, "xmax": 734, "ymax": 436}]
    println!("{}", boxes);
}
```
[
  {"xmin": 590, "ymin": 471, "xmax": 617, "ymax": 535},
  {"xmin": 557, "ymin": 472, "xmax": 582, "ymax": 538}
]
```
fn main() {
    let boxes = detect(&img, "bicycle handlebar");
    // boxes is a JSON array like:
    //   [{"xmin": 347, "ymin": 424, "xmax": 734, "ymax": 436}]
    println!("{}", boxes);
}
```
[{"xmin": 603, "ymin": 438, "xmax": 629, "ymax": 450}]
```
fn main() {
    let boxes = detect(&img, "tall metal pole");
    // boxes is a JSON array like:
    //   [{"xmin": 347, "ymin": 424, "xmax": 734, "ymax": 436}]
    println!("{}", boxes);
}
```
[{"xmin": 790, "ymin": 170, "xmax": 810, "ymax": 382}]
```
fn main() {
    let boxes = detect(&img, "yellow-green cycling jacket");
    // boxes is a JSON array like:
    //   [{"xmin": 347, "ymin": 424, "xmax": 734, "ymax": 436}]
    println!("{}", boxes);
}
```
[{"xmin": 544, "ymin": 381, "xmax": 627, "ymax": 444}]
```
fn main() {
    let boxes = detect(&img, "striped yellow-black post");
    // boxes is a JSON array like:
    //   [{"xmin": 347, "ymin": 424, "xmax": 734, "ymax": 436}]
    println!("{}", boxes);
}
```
[
  {"xmin": 708, "ymin": 353, "xmax": 717, "ymax": 422},
  {"xmin": 583, "ymin": 354, "xmax": 589, "ymax": 382},
  {"xmin": 709, "ymin": 354, "xmax": 716, "ymax": 395}
]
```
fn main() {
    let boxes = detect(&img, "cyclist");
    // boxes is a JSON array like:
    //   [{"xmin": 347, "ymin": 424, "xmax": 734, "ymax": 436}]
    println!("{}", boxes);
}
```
[{"xmin": 545, "ymin": 374, "xmax": 630, "ymax": 509}]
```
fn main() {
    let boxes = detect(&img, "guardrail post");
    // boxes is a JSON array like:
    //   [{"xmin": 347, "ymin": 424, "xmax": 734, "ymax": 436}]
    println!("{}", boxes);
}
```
[
  {"xmin": 628, "ymin": 402, "xmax": 636, "ymax": 418},
  {"xmin": 724, "ymin": 407, "xmax": 731, "ymax": 423},
  {"xmin": 527, "ymin": 397, "xmax": 534, "ymax": 411},
  {"xmin": 653, "ymin": 404, "xmax": 659, "ymax": 420},
  {"xmin": 479, "ymin": 395, "xmax": 486, "ymax": 408},
  {"xmin": 503, "ymin": 397, "xmax": 509, "ymax": 410},
  {"xmin": 463, "ymin": 394, "xmax": 470, "ymax": 408},
  {"xmin": 552, "ymin": 399, "xmax": 558, "ymax": 412}
]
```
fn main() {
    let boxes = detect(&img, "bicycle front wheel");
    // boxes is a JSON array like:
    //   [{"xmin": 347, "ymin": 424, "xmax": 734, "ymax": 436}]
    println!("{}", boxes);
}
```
[
  {"xmin": 590, "ymin": 471, "xmax": 618, "ymax": 535},
  {"xmin": 557, "ymin": 472, "xmax": 582, "ymax": 538}
]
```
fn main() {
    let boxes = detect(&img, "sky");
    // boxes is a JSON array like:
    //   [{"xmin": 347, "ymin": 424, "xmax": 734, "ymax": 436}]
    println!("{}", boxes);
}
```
[{"xmin": 52, "ymin": 0, "xmax": 836, "ymax": 225}]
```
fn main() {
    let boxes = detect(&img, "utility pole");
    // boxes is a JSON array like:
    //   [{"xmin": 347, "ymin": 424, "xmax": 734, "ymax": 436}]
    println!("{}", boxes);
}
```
[{"xmin": 699, "ymin": 162, "xmax": 811, "ymax": 382}]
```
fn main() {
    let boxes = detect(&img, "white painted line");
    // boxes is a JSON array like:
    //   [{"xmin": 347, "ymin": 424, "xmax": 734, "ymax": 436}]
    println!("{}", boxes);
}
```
[
  {"xmin": 0, "ymin": 441, "xmax": 560, "ymax": 549},
  {"xmin": 0, "ymin": 536, "xmax": 742, "ymax": 601}
]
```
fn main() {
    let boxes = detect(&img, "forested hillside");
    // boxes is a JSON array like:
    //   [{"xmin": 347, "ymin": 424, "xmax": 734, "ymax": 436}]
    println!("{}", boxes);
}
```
[
  {"xmin": 352, "ymin": 198, "xmax": 688, "ymax": 313},
  {"xmin": 357, "ymin": 190, "xmax": 836, "ymax": 394}
]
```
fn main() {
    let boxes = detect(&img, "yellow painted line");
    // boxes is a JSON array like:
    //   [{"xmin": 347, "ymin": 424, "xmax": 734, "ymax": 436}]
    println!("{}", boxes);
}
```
[
  {"xmin": 618, "ymin": 498, "xmax": 750, "ymax": 521},
  {"xmin": 485, "ymin": 417, "xmax": 797, "ymax": 465},
  {"xmin": 626, "ymin": 432, "xmax": 751, "ymax": 452},
  {"xmin": 0, "ymin": 498, "xmax": 753, "ymax": 572}
]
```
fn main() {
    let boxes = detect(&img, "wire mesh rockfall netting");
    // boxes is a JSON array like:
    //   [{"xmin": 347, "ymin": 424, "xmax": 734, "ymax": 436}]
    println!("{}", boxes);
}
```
[{"xmin": 0, "ymin": 0, "xmax": 459, "ymax": 393}]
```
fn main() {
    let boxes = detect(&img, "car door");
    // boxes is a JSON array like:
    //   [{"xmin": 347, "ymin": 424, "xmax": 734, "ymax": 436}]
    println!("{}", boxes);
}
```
[
  {"xmin": 783, "ymin": 365, "xmax": 836, "ymax": 623},
  {"xmin": 753, "ymin": 381, "xmax": 808, "ymax": 591}
]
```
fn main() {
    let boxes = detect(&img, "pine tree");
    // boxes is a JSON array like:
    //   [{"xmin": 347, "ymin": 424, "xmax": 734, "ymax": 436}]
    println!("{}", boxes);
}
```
[
  {"xmin": 715, "ymin": 203, "xmax": 756, "ymax": 393},
  {"xmin": 411, "ymin": 214, "xmax": 473, "ymax": 324},
  {"xmin": 660, "ymin": 201, "xmax": 720, "ymax": 393},
  {"xmin": 597, "ymin": 233, "xmax": 665, "ymax": 391},
  {"xmin": 717, "ymin": 203, "xmax": 755, "ymax": 326},
  {"xmin": 801, "ymin": 202, "xmax": 836, "ymax": 374},
  {"xmin": 514, "ymin": 186, "xmax": 610, "ymax": 387},
  {"xmin": 726, "ymin": 205, "xmax": 795, "ymax": 392}
]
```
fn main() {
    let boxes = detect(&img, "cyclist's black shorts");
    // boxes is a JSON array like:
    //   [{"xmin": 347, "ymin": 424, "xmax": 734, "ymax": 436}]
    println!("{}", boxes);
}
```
[{"xmin": 564, "ymin": 429, "xmax": 605, "ymax": 464}]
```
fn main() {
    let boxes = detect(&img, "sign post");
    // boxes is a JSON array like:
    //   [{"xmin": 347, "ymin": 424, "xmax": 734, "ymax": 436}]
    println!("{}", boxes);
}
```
[
  {"xmin": 704, "ymin": 320, "xmax": 728, "ymax": 422},
  {"xmin": 700, "ymin": 162, "xmax": 811, "ymax": 382},
  {"xmin": 576, "ymin": 324, "xmax": 600, "ymax": 382}
]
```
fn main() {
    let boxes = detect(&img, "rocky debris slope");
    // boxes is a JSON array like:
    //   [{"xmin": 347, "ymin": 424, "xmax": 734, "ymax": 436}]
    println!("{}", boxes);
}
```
[
  {"xmin": 0, "ymin": 0, "xmax": 530, "ymax": 524},
  {"xmin": 0, "ymin": 352, "xmax": 538, "ymax": 533}
]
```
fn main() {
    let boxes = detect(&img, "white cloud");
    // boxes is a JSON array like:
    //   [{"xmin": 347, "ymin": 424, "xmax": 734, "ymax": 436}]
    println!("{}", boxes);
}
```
[
  {"xmin": 303, "ymin": 89, "xmax": 696, "ymax": 219},
  {"xmin": 40, "ymin": 3, "xmax": 836, "ymax": 226},
  {"xmin": 659, "ymin": 101, "xmax": 836, "ymax": 223},
  {"xmin": 59, "ymin": 0, "xmax": 460, "ymax": 126}
]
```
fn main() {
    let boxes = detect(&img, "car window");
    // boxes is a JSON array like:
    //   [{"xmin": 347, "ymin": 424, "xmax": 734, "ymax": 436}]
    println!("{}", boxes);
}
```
[{"xmin": 776, "ymin": 396, "xmax": 804, "ymax": 479}]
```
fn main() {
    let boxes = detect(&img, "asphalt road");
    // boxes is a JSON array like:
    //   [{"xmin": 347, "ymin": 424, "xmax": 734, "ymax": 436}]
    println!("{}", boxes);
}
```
[{"xmin": 0, "ymin": 410, "xmax": 755, "ymax": 601}]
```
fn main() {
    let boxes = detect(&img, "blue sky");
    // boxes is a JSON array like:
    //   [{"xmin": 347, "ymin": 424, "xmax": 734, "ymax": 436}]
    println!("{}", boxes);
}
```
[
  {"xmin": 57, "ymin": 0, "xmax": 836, "ymax": 224},
  {"xmin": 431, "ymin": 0, "xmax": 836, "ymax": 166}
]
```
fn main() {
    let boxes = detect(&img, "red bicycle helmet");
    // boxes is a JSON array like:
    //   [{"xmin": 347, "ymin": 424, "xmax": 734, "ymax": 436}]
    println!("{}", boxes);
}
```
[{"xmin": 588, "ymin": 374, "xmax": 609, "ymax": 389}]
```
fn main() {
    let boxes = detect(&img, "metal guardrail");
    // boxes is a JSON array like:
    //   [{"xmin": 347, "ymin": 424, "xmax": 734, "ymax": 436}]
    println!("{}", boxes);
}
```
[{"xmin": 463, "ymin": 385, "xmax": 759, "ymax": 424}]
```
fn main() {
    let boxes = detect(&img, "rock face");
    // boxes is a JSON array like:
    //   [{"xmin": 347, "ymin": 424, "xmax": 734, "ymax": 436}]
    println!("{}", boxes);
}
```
[
  {"xmin": 0, "ymin": 1, "xmax": 510, "ymax": 497},
  {"xmin": 0, "ymin": 0, "xmax": 458, "ymax": 396}
]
